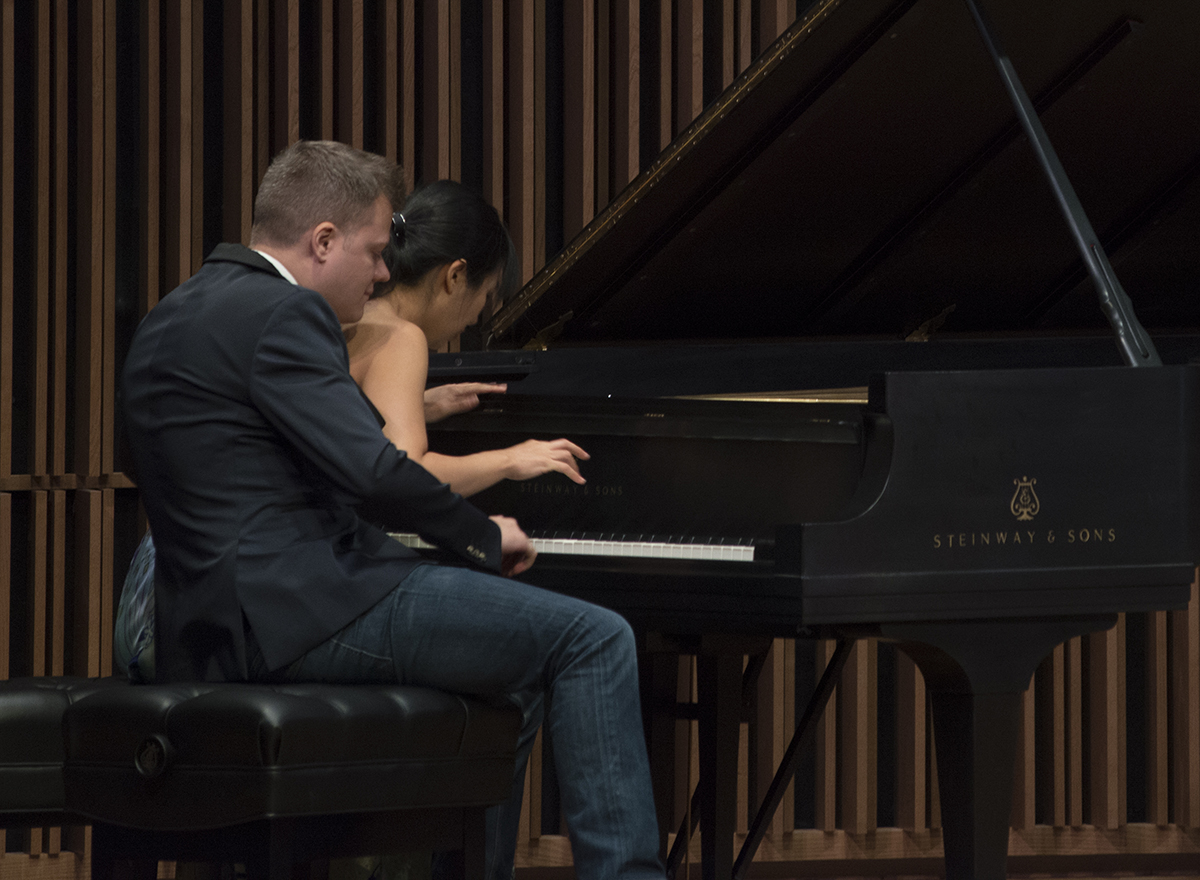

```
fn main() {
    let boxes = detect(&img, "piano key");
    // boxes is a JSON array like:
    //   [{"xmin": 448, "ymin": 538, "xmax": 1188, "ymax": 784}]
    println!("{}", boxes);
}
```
[{"xmin": 387, "ymin": 531, "xmax": 756, "ymax": 562}]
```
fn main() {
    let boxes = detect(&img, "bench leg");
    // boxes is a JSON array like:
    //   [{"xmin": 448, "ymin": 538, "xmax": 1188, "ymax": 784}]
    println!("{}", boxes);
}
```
[
  {"xmin": 462, "ymin": 808, "xmax": 487, "ymax": 880},
  {"xmin": 91, "ymin": 824, "xmax": 159, "ymax": 880}
]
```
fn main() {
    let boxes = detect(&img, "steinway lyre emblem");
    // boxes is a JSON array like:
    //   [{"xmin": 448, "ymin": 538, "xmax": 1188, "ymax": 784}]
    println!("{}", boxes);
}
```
[{"xmin": 1010, "ymin": 477, "xmax": 1040, "ymax": 521}]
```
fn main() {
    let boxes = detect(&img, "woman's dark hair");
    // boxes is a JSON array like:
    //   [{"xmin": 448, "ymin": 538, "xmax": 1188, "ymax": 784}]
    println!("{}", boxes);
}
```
[{"xmin": 372, "ymin": 179, "xmax": 518, "ymax": 303}]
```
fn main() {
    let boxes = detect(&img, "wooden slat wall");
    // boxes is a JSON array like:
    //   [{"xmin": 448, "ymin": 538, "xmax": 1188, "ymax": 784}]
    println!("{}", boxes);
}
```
[{"xmin": 2, "ymin": 3, "xmax": 1199, "ymax": 879}]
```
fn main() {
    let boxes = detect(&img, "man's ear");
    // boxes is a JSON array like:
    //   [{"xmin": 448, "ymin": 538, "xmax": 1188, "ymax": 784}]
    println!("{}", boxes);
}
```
[{"xmin": 311, "ymin": 222, "xmax": 337, "ymax": 262}]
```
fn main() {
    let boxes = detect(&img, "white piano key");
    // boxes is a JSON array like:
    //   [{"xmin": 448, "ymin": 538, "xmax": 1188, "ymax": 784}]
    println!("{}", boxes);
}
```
[{"xmin": 387, "ymin": 532, "xmax": 755, "ymax": 562}]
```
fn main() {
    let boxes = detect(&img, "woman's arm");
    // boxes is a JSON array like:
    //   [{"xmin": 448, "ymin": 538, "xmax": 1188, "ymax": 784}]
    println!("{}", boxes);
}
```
[
  {"xmin": 423, "ymin": 381, "xmax": 507, "ymax": 422},
  {"xmin": 356, "ymin": 321, "xmax": 588, "ymax": 497}
]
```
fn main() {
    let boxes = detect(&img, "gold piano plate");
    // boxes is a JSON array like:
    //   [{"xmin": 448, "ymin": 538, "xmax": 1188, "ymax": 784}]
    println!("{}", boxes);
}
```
[{"xmin": 676, "ymin": 387, "xmax": 869, "ymax": 405}]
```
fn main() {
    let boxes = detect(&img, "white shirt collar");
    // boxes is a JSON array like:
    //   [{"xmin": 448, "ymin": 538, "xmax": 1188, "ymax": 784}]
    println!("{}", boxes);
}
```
[{"xmin": 252, "ymin": 249, "xmax": 299, "ymax": 286}]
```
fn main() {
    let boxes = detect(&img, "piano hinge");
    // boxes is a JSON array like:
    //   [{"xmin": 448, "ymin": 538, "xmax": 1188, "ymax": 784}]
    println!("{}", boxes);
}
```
[{"xmin": 522, "ymin": 311, "xmax": 574, "ymax": 351}]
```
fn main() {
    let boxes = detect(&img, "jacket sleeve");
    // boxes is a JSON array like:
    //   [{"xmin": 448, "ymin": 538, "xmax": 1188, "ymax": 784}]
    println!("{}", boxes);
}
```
[{"xmin": 248, "ymin": 290, "xmax": 502, "ymax": 572}]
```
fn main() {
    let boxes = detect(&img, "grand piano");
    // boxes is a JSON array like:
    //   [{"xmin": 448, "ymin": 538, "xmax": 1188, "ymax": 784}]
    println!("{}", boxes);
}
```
[{"xmin": 421, "ymin": 1, "xmax": 1200, "ymax": 878}]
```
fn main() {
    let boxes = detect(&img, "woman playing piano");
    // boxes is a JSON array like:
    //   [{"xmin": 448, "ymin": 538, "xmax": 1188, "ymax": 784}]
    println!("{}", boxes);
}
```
[{"xmin": 345, "ymin": 178, "xmax": 588, "ymax": 496}]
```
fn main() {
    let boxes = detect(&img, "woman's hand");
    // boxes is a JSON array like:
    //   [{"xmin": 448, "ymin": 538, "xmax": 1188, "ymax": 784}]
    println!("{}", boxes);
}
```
[
  {"xmin": 504, "ymin": 439, "xmax": 590, "ymax": 484},
  {"xmin": 491, "ymin": 515, "xmax": 537, "ymax": 576},
  {"xmin": 423, "ymin": 382, "xmax": 506, "ymax": 422}
]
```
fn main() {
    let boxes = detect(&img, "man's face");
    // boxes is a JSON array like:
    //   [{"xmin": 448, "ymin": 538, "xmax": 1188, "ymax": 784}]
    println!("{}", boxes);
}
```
[{"xmin": 317, "ymin": 195, "xmax": 393, "ymax": 324}]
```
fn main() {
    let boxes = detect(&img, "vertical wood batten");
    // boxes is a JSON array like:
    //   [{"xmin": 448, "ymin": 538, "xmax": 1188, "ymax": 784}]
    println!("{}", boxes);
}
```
[
  {"xmin": 1067, "ymin": 636, "xmax": 1083, "ymax": 825},
  {"xmin": 594, "ymin": 0, "xmax": 610, "ymax": 208},
  {"xmin": 813, "ymin": 640, "xmax": 837, "ymax": 831},
  {"xmin": 75, "ymin": 0, "xmax": 106, "ymax": 478},
  {"xmin": 1146, "ymin": 610, "xmax": 1170, "ymax": 823},
  {"xmin": 562, "ymin": 0, "xmax": 595, "ymax": 240},
  {"xmin": 757, "ymin": 0, "xmax": 795, "ymax": 55},
  {"xmin": 1088, "ymin": 619, "xmax": 1126, "ymax": 828},
  {"xmin": 894, "ymin": 650, "xmax": 926, "ymax": 830},
  {"xmin": 29, "ymin": 492, "xmax": 48, "ymax": 676},
  {"xmin": 254, "ymin": 0, "xmax": 270, "ymax": 182},
  {"xmin": 1035, "ymin": 644, "xmax": 1069, "ymax": 826},
  {"xmin": 655, "ymin": 0, "xmax": 671, "ymax": 151},
  {"xmin": 840, "ymin": 639, "xmax": 877, "ymax": 833},
  {"xmin": 162, "ymin": 1, "xmax": 200, "ymax": 290},
  {"xmin": 141, "ymin": 2, "xmax": 162, "ymax": 313},
  {"xmin": 481, "ymin": 0, "xmax": 504, "ymax": 207},
  {"xmin": 527, "ymin": 728, "xmax": 543, "ymax": 841},
  {"xmin": 377, "ymin": 0, "xmax": 400, "ymax": 163},
  {"xmin": 1011, "ymin": 685, "xmax": 1036, "ymax": 829},
  {"xmin": 507, "ymin": 0, "xmax": 540, "ymax": 282},
  {"xmin": 319, "ymin": 0, "xmax": 334, "ymax": 139},
  {"xmin": 451, "ymin": 3, "xmax": 462, "ymax": 180},
  {"xmin": 1170, "ymin": 579, "xmax": 1200, "ymax": 825},
  {"xmin": 422, "ymin": 0, "xmax": 457, "ymax": 181},
  {"xmin": 780, "ymin": 639, "xmax": 796, "ymax": 830},
  {"xmin": 0, "ymin": 0, "xmax": 12, "ymax": 482},
  {"xmin": 101, "ymin": 489, "xmax": 114, "ymax": 674},
  {"xmin": 610, "ymin": 0, "xmax": 639, "ymax": 190},
  {"xmin": 1, "ymin": 492, "xmax": 9, "ymax": 679},
  {"xmin": 716, "ymin": 0, "xmax": 735, "ymax": 92},
  {"xmin": 224, "ymin": 0, "xmax": 256, "ymax": 244},
  {"xmin": 101, "ymin": 0, "xmax": 117, "ymax": 476},
  {"xmin": 675, "ymin": 0, "xmax": 703, "ymax": 135},
  {"xmin": 271, "ymin": 0, "xmax": 301, "ymax": 153},
  {"xmin": 336, "ymin": 0, "xmax": 365, "ymax": 149},
  {"xmin": 33, "ymin": 0, "xmax": 51, "ymax": 479},
  {"xmin": 682, "ymin": 658, "xmax": 699, "ymax": 832},
  {"xmin": 72, "ymin": 491, "xmax": 105, "ymax": 678},
  {"xmin": 751, "ymin": 641, "xmax": 781, "ymax": 837},
  {"xmin": 400, "ymin": 0, "xmax": 416, "ymax": 192},
  {"xmin": 52, "ymin": 0, "xmax": 68, "ymax": 475},
  {"xmin": 49, "ymin": 489, "xmax": 66, "ymax": 677},
  {"xmin": 535, "ymin": 1, "xmax": 546, "ymax": 271},
  {"xmin": 736, "ymin": 0, "xmax": 752, "ymax": 75}
]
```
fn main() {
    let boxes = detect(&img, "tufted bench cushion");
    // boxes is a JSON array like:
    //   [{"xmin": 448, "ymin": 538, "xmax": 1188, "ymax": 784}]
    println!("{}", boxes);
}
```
[
  {"xmin": 0, "ymin": 676, "xmax": 126, "ymax": 825},
  {"xmin": 63, "ymin": 682, "xmax": 521, "ymax": 830}
]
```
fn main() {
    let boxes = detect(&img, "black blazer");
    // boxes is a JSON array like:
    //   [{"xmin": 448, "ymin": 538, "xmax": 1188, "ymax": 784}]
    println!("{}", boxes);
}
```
[{"xmin": 121, "ymin": 244, "xmax": 501, "ymax": 682}]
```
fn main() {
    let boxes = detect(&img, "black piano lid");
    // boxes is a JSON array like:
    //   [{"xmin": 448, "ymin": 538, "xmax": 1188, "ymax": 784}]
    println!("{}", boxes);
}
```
[{"xmin": 491, "ymin": 0, "xmax": 1200, "ymax": 349}]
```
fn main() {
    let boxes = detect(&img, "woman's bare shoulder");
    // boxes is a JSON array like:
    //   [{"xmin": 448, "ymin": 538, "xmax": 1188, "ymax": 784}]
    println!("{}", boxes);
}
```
[{"xmin": 349, "ymin": 311, "xmax": 427, "ymax": 383}]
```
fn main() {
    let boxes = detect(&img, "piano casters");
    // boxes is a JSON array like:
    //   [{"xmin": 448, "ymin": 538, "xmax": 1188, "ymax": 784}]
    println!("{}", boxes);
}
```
[{"xmin": 877, "ymin": 615, "xmax": 1120, "ymax": 880}]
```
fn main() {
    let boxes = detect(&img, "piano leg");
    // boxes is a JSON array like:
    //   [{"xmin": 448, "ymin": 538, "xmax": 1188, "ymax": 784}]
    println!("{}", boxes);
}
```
[
  {"xmin": 695, "ymin": 653, "xmax": 742, "ymax": 880},
  {"xmin": 640, "ymin": 649, "xmax": 685, "ymax": 865},
  {"xmin": 878, "ymin": 615, "xmax": 1119, "ymax": 880},
  {"xmin": 640, "ymin": 634, "xmax": 771, "ymax": 880}
]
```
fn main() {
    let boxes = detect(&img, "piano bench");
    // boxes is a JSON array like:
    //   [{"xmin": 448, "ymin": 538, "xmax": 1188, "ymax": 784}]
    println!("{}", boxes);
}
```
[
  {"xmin": 0, "ymin": 676, "xmax": 127, "ymax": 829},
  {"xmin": 61, "ymin": 682, "xmax": 521, "ymax": 880}
]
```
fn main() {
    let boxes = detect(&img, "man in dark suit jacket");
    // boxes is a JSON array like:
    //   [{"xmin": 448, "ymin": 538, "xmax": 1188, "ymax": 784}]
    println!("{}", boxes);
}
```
[{"xmin": 121, "ymin": 141, "xmax": 664, "ymax": 880}]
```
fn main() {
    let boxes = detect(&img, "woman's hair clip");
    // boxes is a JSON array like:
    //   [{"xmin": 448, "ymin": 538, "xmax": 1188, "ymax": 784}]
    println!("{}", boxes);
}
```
[{"xmin": 391, "ymin": 211, "xmax": 406, "ymax": 245}]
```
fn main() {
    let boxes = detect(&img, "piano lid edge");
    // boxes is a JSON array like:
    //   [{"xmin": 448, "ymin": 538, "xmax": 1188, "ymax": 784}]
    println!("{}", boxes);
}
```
[{"xmin": 491, "ymin": 0, "xmax": 919, "ymax": 348}]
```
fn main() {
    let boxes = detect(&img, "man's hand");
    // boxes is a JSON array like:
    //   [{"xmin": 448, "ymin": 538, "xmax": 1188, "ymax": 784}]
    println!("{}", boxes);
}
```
[
  {"xmin": 423, "ymin": 382, "xmax": 507, "ymax": 422},
  {"xmin": 490, "ymin": 515, "xmax": 537, "ymax": 577}
]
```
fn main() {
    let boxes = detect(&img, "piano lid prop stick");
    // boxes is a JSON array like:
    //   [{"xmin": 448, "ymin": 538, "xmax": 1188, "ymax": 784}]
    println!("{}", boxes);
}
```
[{"xmin": 962, "ymin": 0, "xmax": 1162, "ymax": 368}]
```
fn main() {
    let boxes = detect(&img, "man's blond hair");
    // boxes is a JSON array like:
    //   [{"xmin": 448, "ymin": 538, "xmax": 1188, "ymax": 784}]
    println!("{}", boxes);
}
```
[{"xmin": 250, "ymin": 140, "xmax": 405, "ymax": 248}]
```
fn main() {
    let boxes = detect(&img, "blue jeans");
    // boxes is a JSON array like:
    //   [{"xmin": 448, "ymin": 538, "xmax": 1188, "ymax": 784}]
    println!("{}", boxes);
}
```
[{"xmin": 251, "ymin": 563, "xmax": 665, "ymax": 880}]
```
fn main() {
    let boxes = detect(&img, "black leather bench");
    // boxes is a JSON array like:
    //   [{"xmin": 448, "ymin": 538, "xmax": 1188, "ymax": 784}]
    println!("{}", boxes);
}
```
[
  {"xmin": 0, "ymin": 676, "xmax": 126, "ymax": 829},
  {"xmin": 1, "ymin": 677, "xmax": 519, "ymax": 880}
]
